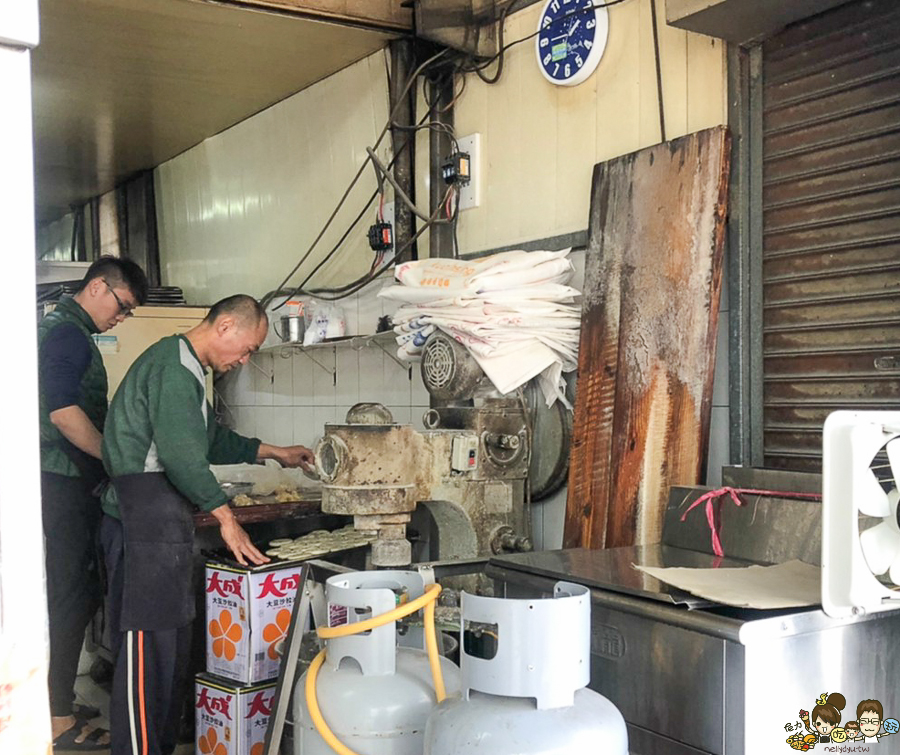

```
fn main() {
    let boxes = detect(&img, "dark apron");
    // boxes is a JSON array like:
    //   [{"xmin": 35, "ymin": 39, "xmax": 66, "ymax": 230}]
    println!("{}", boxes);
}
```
[{"xmin": 114, "ymin": 472, "xmax": 196, "ymax": 631}]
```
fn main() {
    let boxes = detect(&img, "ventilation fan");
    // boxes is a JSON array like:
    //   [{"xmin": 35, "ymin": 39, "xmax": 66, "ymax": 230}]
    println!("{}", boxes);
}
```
[
  {"xmin": 822, "ymin": 411, "xmax": 900, "ymax": 618},
  {"xmin": 420, "ymin": 331, "xmax": 485, "ymax": 401}
]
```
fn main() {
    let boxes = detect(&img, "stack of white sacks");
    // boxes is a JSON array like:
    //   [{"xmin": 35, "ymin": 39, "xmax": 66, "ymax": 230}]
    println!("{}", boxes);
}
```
[{"xmin": 378, "ymin": 248, "xmax": 581, "ymax": 408}]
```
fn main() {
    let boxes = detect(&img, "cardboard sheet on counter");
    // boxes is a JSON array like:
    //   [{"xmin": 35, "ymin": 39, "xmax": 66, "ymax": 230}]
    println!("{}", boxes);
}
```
[{"xmin": 633, "ymin": 559, "xmax": 820, "ymax": 609}]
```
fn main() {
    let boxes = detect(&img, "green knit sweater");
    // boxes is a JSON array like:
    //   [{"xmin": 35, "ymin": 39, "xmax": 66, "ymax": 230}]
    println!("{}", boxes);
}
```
[{"xmin": 101, "ymin": 334, "xmax": 260, "ymax": 518}]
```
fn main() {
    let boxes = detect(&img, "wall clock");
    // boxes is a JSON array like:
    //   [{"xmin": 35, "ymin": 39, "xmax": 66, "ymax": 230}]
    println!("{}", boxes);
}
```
[{"xmin": 535, "ymin": 0, "xmax": 609, "ymax": 87}]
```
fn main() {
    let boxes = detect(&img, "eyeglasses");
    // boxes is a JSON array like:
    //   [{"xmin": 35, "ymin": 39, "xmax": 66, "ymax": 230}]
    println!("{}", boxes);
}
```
[
  {"xmin": 104, "ymin": 280, "xmax": 135, "ymax": 317},
  {"xmin": 859, "ymin": 718, "xmax": 880, "ymax": 726}
]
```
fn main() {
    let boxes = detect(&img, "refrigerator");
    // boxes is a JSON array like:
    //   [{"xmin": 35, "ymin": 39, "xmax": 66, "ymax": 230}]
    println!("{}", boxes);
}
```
[{"xmin": 97, "ymin": 305, "xmax": 210, "ymax": 398}]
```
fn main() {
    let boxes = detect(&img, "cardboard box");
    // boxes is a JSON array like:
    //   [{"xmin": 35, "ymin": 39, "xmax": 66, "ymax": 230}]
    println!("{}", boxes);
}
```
[
  {"xmin": 195, "ymin": 674, "xmax": 276, "ymax": 755},
  {"xmin": 205, "ymin": 560, "xmax": 305, "ymax": 684}
]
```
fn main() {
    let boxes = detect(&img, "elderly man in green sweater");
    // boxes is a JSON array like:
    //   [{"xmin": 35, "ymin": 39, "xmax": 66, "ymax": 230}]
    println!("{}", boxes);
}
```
[{"xmin": 99, "ymin": 294, "xmax": 313, "ymax": 755}]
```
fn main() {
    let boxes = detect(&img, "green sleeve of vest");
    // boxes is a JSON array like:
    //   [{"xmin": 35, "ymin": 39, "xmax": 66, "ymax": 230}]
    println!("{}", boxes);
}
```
[
  {"xmin": 206, "ymin": 402, "xmax": 261, "ymax": 465},
  {"xmin": 147, "ymin": 365, "xmax": 228, "ymax": 513}
]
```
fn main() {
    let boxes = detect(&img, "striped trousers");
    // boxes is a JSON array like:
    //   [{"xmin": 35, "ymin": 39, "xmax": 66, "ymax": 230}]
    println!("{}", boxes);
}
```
[{"xmin": 100, "ymin": 516, "xmax": 192, "ymax": 755}]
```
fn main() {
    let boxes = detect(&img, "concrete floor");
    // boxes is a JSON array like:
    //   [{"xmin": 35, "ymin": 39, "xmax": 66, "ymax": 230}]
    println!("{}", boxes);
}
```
[{"xmin": 64, "ymin": 658, "xmax": 192, "ymax": 755}]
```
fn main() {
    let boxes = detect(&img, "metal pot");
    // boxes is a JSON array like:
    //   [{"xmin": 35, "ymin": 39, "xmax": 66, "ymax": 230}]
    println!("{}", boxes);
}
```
[{"xmin": 279, "ymin": 314, "xmax": 305, "ymax": 343}]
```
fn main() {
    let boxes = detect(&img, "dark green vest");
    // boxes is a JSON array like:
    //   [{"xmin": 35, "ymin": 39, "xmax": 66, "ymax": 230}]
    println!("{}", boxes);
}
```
[{"xmin": 38, "ymin": 296, "xmax": 109, "ymax": 477}]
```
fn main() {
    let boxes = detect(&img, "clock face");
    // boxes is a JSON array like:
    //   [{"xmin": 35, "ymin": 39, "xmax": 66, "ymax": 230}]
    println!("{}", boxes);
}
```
[{"xmin": 535, "ymin": 0, "xmax": 609, "ymax": 87}]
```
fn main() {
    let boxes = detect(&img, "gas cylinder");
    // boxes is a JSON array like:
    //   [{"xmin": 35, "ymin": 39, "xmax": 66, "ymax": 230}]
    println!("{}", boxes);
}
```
[
  {"xmin": 424, "ymin": 581, "xmax": 628, "ymax": 755},
  {"xmin": 294, "ymin": 570, "xmax": 460, "ymax": 755}
]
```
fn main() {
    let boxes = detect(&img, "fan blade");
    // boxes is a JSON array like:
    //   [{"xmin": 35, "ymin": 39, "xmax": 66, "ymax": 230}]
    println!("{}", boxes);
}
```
[
  {"xmin": 887, "ymin": 437, "xmax": 900, "ymax": 487},
  {"xmin": 860, "ymin": 520, "xmax": 900, "ymax": 576},
  {"xmin": 889, "ymin": 550, "xmax": 900, "ymax": 587},
  {"xmin": 858, "ymin": 473, "xmax": 894, "ymax": 518}
]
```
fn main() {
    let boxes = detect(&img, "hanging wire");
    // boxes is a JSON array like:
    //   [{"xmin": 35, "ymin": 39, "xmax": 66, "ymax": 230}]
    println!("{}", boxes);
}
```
[{"xmin": 266, "ymin": 47, "xmax": 451, "ymax": 312}]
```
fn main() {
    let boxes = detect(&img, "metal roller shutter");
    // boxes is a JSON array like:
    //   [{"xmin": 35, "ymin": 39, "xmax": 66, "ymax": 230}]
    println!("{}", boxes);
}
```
[{"xmin": 761, "ymin": 0, "xmax": 900, "ymax": 471}]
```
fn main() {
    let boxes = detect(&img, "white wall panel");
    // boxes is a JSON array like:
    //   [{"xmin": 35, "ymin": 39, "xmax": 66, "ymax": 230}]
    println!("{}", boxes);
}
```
[
  {"xmin": 157, "ymin": 51, "xmax": 391, "ymax": 304},
  {"xmin": 453, "ymin": 0, "xmax": 726, "ymax": 255}
]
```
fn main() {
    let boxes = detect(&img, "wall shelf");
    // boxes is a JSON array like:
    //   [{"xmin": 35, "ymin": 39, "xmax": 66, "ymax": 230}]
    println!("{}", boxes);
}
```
[{"xmin": 252, "ymin": 330, "xmax": 412, "ymax": 384}]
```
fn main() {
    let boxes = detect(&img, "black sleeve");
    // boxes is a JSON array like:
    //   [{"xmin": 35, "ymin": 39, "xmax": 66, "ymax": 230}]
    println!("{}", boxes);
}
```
[{"xmin": 40, "ymin": 323, "xmax": 94, "ymax": 412}]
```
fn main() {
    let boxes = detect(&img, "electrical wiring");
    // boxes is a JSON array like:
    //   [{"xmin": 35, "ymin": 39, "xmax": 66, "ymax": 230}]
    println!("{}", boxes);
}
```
[
  {"xmin": 471, "ymin": 0, "xmax": 521, "ymax": 84},
  {"xmin": 437, "ymin": 72, "xmax": 467, "ymax": 113},
  {"xmin": 459, "ymin": 0, "xmax": 633, "ymax": 82},
  {"xmin": 266, "ymin": 0, "xmax": 634, "ymax": 312},
  {"xmin": 367, "ymin": 147, "xmax": 453, "ymax": 226},
  {"xmin": 302, "ymin": 185, "xmax": 454, "ymax": 303},
  {"xmin": 264, "ymin": 79, "xmax": 453, "ymax": 311},
  {"xmin": 275, "ymin": 104, "xmax": 460, "ymax": 302},
  {"xmin": 267, "ymin": 46, "xmax": 451, "ymax": 311},
  {"xmin": 450, "ymin": 185, "xmax": 461, "ymax": 260},
  {"xmin": 390, "ymin": 120, "xmax": 460, "ymax": 154},
  {"xmin": 275, "ymin": 182, "xmax": 452, "ymax": 305}
]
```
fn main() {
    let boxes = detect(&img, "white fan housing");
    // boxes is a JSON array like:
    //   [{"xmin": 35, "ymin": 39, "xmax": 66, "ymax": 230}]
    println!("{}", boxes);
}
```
[{"xmin": 822, "ymin": 411, "xmax": 900, "ymax": 618}]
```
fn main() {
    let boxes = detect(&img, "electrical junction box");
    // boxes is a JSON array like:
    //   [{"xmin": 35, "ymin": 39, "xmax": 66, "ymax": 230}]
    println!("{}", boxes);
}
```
[
  {"xmin": 441, "ymin": 152, "xmax": 471, "ymax": 185},
  {"xmin": 451, "ymin": 435, "xmax": 479, "ymax": 472},
  {"xmin": 368, "ymin": 221, "xmax": 393, "ymax": 251},
  {"xmin": 456, "ymin": 133, "xmax": 481, "ymax": 210}
]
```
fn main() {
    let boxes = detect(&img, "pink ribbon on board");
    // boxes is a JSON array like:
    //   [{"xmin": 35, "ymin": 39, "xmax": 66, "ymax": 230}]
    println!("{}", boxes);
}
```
[{"xmin": 680, "ymin": 486, "xmax": 822, "ymax": 558}]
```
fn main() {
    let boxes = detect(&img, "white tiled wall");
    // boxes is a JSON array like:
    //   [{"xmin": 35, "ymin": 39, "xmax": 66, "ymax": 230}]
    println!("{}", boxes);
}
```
[{"xmin": 216, "ymin": 283, "xmax": 433, "ymax": 451}]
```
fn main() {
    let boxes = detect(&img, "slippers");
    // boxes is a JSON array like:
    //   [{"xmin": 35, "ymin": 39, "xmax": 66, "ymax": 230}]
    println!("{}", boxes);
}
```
[
  {"xmin": 53, "ymin": 721, "xmax": 110, "ymax": 752},
  {"xmin": 71, "ymin": 703, "xmax": 101, "ymax": 721}
]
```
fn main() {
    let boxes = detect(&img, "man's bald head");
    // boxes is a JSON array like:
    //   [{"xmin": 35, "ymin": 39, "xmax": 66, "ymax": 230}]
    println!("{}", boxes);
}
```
[
  {"xmin": 192, "ymin": 294, "xmax": 269, "ymax": 373},
  {"xmin": 205, "ymin": 294, "xmax": 267, "ymax": 329}
]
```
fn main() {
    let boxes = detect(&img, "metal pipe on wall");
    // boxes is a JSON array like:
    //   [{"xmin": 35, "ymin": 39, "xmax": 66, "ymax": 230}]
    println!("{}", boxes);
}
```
[
  {"xmin": 389, "ymin": 39, "xmax": 417, "ymax": 263},
  {"xmin": 428, "ymin": 70, "xmax": 456, "ymax": 259}
]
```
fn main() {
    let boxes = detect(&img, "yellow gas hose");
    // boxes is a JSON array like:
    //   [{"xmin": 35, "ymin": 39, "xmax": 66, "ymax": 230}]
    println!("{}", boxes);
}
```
[{"xmin": 305, "ymin": 582, "xmax": 446, "ymax": 755}]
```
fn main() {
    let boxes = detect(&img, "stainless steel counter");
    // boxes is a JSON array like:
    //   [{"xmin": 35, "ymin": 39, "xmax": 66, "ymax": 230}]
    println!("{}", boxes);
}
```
[{"xmin": 488, "ymin": 547, "xmax": 900, "ymax": 755}]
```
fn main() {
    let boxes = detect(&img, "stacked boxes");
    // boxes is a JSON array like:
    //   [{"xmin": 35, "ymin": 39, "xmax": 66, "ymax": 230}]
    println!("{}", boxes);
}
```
[
  {"xmin": 197, "ymin": 560, "xmax": 307, "ymax": 755},
  {"xmin": 195, "ymin": 674, "xmax": 276, "ymax": 755},
  {"xmin": 204, "ymin": 561, "xmax": 306, "ymax": 684}
]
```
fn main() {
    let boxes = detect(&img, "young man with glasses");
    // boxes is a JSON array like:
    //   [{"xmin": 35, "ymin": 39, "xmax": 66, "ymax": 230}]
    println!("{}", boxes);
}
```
[{"xmin": 38, "ymin": 255, "xmax": 148, "ymax": 750}]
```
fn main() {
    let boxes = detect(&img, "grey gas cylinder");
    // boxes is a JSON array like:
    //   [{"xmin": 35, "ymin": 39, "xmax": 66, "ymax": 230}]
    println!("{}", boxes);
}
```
[
  {"xmin": 424, "ymin": 582, "xmax": 628, "ymax": 755},
  {"xmin": 293, "ymin": 570, "xmax": 460, "ymax": 755}
]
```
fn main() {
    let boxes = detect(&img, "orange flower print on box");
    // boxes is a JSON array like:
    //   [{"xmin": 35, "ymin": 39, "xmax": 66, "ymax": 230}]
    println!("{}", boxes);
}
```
[
  {"xmin": 262, "ymin": 608, "xmax": 291, "ymax": 661},
  {"xmin": 250, "ymin": 743, "xmax": 264, "ymax": 755},
  {"xmin": 198, "ymin": 726, "xmax": 227, "ymax": 755},
  {"xmin": 210, "ymin": 609, "xmax": 243, "ymax": 661}
]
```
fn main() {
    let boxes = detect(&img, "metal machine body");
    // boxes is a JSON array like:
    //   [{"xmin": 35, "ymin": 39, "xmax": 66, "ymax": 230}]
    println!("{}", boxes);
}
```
[
  {"xmin": 315, "ymin": 331, "xmax": 533, "ymax": 571},
  {"xmin": 485, "ymin": 487, "xmax": 900, "ymax": 754},
  {"xmin": 315, "ymin": 409, "xmax": 530, "ymax": 569}
]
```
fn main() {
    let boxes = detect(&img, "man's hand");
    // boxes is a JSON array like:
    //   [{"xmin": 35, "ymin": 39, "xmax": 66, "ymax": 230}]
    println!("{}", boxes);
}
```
[
  {"xmin": 49, "ymin": 405, "xmax": 103, "ymax": 458},
  {"xmin": 257, "ymin": 443, "xmax": 315, "ymax": 471},
  {"xmin": 211, "ymin": 505, "xmax": 269, "ymax": 566}
]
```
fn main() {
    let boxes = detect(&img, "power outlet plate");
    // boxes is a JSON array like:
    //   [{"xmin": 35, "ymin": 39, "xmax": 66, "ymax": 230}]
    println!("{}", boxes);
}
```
[{"xmin": 456, "ymin": 133, "xmax": 481, "ymax": 211}]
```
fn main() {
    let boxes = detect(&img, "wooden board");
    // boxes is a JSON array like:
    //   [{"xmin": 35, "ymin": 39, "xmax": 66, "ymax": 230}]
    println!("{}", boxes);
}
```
[{"xmin": 564, "ymin": 126, "xmax": 731, "ymax": 549}]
